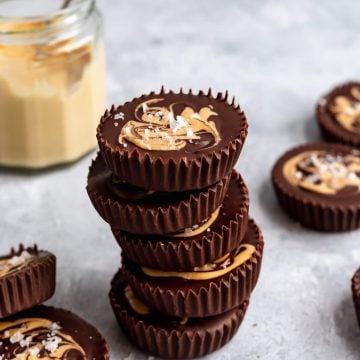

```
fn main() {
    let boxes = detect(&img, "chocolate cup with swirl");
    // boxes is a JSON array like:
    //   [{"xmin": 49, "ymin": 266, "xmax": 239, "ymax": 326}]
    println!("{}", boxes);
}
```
[
  {"xmin": 87, "ymin": 153, "xmax": 231, "ymax": 234},
  {"xmin": 0, "ymin": 305, "xmax": 109, "ymax": 359},
  {"xmin": 352, "ymin": 267, "xmax": 360, "ymax": 327},
  {"xmin": 317, "ymin": 81, "xmax": 360, "ymax": 148},
  {"xmin": 112, "ymin": 170, "xmax": 249, "ymax": 270},
  {"xmin": 0, "ymin": 245, "xmax": 56, "ymax": 319},
  {"xmin": 97, "ymin": 88, "xmax": 248, "ymax": 192},
  {"xmin": 272, "ymin": 142, "xmax": 360, "ymax": 231},
  {"xmin": 121, "ymin": 219, "xmax": 263, "ymax": 318},
  {"xmin": 109, "ymin": 271, "xmax": 249, "ymax": 359}
]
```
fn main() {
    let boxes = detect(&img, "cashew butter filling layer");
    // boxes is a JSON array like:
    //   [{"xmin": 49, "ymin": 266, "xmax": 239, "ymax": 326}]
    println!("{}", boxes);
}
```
[
  {"xmin": 283, "ymin": 150, "xmax": 360, "ymax": 196},
  {"xmin": 124, "ymin": 285, "xmax": 188, "ymax": 325},
  {"xmin": 119, "ymin": 98, "xmax": 221, "ymax": 151},
  {"xmin": 0, "ymin": 250, "xmax": 34, "ymax": 277},
  {"xmin": 141, "ymin": 243, "xmax": 256, "ymax": 281},
  {"xmin": 171, "ymin": 207, "xmax": 220, "ymax": 238}
]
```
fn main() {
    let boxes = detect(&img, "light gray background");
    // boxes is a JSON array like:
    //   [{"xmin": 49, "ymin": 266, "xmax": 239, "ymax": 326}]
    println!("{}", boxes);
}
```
[{"xmin": 1, "ymin": 0, "xmax": 360, "ymax": 359}]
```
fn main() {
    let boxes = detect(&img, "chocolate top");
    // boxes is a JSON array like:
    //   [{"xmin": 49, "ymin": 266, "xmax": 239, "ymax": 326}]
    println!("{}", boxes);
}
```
[
  {"xmin": 98, "ymin": 89, "xmax": 247, "ymax": 160},
  {"xmin": 0, "ymin": 245, "xmax": 52, "ymax": 278},
  {"xmin": 272, "ymin": 143, "xmax": 360, "ymax": 205},
  {"xmin": 317, "ymin": 82, "xmax": 360, "ymax": 146},
  {"xmin": 0, "ymin": 306, "xmax": 108, "ymax": 359}
]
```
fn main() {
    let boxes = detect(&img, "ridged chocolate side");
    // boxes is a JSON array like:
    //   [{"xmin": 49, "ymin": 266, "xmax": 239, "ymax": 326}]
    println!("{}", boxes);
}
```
[
  {"xmin": 122, "ymin": 219, "xmax": 264, "ymax": 318},
  {"xmin": 112, "ymin": 171, "xmax": 249, "ymax": 270},
  {"xmin": 97, "ymin": 88, "xmax": 248, "ymax": 192},
  {"xmin": 0, "ymin": 245, "xmax": 56, "ymax": 319},
  {"xmin": 316, "ymin": 81, "xmax": 360, "ymax": 148},
  {"xmin": 87, "ymin": 156, "xmax": 231, "ymax": 234},
  {"xmin": 109, "ymin": 282, "xmax": 248, "ymax": 359},
  {"xmin": 352, "ymin": 267, "xmax": 360, "ymax": 327},
  {"xmin": 271, "ymin": 143, "xmax": 360, "ymax": 231}
]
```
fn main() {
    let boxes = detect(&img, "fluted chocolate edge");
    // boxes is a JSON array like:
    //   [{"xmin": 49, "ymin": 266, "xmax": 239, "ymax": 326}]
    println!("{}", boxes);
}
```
[
  {"xmin": 109, "ymin": 289, "xmax": 248, "ymax": 359},
  {"xmin": 0, "ymin": 245, "xmax": 56, "ymax": 319},
  {"xmin": 112, "ymin": 171, "xmax": 249, "ymax": 270},
  {"xmin": 97, "ymin": 88, "xmax": 248, "ymax": 192},
  {"xmin": 122, "ymin": 219, "xmax": 263, "ymax": 318},
  {"xmin": 271, "ymin": 143, "xmax": 360, "ymax": 231},
  {"xmin": 87, "ymin": 170, "xmax": 231, "ymax": 235}
]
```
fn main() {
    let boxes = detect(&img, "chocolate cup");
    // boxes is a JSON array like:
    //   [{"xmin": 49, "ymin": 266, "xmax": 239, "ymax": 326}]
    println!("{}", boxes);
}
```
[
  {"xmin": 122, "ymin": 219, "xmax": 263, "ymax": 318},
  {"xmin": 272, "ymin": 142, "xmax": 360, "ymax": 232},
  {"xmin": 0, "ymin": 245, "xmax": 56, "ymax": 319},
  {"xmin": 112, "ymin": 170, "xmax": 249, "ymax": 270},
  {"xmin": 352, "ymin": 267, "xmax": 360, "ymax": 327},
  {"xmin": 109, "ymin": 272, "xmax": 249, "ymax": 359},
  {"xmin": 0, "ymin": 305, "xmax": 109, "ymax": 359},
  {"xmin": 317, "ymin": 81, "xmax": 360, "ymax": 148},
  {"xmin": 97, "ymin": 88, "xmax": 248, "ymax": 192},
  {"xmin": 87, "ymin": 153, "xmax": 231, "ymax": 234}
]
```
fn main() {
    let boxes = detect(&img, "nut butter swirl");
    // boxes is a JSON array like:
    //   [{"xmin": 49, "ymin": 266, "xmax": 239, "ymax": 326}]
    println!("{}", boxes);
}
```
[
  {"xmin": 0, "ymin": 251, "xmax": 33, "ymax": 277},
  {"xmin": 330, "ymin": 87, "xmax": 360, "ymax": 133},
  {"xmin": 141, "ymin": 244, "xmax": 256, "ymax": 280},
  {"xmin": 119, "ymin": 98, "xmax": 221, "ymax": 151},
  {"xmin": 0, "ymin": 318, "xmax": 86, "ymax": 359},
  {"xmin": 283, "ymin": 151, "xmax": 360, "ymax": 195}
]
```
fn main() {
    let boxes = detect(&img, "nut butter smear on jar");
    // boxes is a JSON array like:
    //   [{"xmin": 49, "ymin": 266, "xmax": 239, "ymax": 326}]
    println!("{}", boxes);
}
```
[{"xmin": 0, "ymin": 0, "xmax": 106, "ymax": 168}]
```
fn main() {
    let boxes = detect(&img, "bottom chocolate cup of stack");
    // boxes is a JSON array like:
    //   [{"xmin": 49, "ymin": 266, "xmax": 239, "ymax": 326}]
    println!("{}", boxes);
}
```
[
  {"xmin": 122, "ymin": 219, "xmax": 263, "ymax": 318},
  {"xmin": 352, "ymin": 267, "xmax": 360, "ymax": 327},
  {"xmin": 109, "ymin": 271, "xmax": 249, "ymax": 359},
  {"xmin": 113, "ymin": 171, "xmax": 249, "ymax": 270}
]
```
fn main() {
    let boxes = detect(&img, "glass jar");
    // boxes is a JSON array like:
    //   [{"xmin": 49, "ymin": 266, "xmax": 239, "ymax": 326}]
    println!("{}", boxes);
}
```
[{"xmin": 0, "ymin": 0, "xmax": 106, "ymax": 168}]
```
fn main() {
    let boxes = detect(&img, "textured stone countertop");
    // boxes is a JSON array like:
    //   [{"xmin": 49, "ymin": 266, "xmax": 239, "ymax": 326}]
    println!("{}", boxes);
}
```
[{"xmin": 1, "ymin": 0, "xmax": 360, "ymax": 359}]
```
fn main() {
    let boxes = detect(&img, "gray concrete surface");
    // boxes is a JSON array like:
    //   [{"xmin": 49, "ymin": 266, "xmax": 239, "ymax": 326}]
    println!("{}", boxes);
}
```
[{"xmin": 1, "ymin": 0, "xmax": 360, "ymax": 358}]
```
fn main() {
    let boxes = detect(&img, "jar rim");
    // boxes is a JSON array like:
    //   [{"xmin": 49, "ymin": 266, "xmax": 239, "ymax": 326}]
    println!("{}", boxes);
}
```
[{"xmin": 0, "ymin": 0, "xmax": 94, "ymax": 35}]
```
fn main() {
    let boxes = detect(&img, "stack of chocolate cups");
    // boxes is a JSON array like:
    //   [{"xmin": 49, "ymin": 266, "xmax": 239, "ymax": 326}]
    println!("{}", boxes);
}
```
[{"xmin": 87, "ymin": 89, "xmax": 265, "ymax": 359}]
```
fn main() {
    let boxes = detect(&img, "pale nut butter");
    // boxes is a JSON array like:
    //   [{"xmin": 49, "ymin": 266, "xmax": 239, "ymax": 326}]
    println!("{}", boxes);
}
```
[{"xmin": 0, "ymin": 0, "xmax": 106, "ymax": 168}]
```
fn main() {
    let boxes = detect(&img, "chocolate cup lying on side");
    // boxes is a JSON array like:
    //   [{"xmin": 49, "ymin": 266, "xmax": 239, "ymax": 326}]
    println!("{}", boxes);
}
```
[
  {"xmin": 352, "ymin": 267, "xmax": 360, "ymax": 327},
  {"xmin": 97, "ymin": 88, "xmax": 248, "ymax": 192},
  {"xmin": 316, "ymin": 81, "xmax": 360, "ymax": 148},
  {"xmin": 272, "ymin": 142, "xmax": 360, "ymax": 231},
  {"xmin": 122, "ymin": 219, "xmax": 263, "ymax": 318},
  {"xmin": 0, "ymin": 245, "xmax": 56, "ymax": 319},
  {"xmin": 0, "ymin": 305, "xmax": 109, "ymax": 359},
  {"xmin": 87, "ymin": 153, "xmax": 231, "ymax": 234},
  {"xmin": 110, "ymin": 271, "xmax": 248, "ymax": 359},
  {"xmin": 113, "ymin": 170, "xmax": 249, "ymax": 270}
]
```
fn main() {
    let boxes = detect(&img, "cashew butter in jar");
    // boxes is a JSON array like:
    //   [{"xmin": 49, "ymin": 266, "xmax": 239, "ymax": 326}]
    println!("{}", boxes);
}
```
[{"xmin": 0, "ymin": 0, "xmax": 106, "ymax": 168}]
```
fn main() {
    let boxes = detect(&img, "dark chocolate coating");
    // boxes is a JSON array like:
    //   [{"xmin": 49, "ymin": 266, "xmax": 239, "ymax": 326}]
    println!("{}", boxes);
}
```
[
  {"xmin": 121, "ymin": 219, "xmax": 264, "ymax": 318},
  {"xmin": 272, "ymin": 142, "xmax": 360, "ymax": 231},
  {"xmin": 352, "ymin": 267, "xmax": 360, "ymax": 327},
  {"xmin": 317, "ymin": 81, "xmax": 360, "ymax": 148},
  {"xmin": 0, "ymin": 305, "xmax": 109, "ymax": 359},
  {"xmin": 87, "ymin": 153, "xmax": 230, "ymax": 234},
  {"xmin": 97, "ymin": 89, "xmax": 248, "ymax": 191},
  {"xmin": 109, "ymin": 272, "xmax": 249, "ymax": 359},
  {"xmin": 112, "ymin": 170, "xmax": 249, "ymax": 270},
  {"xmin": 0, "ymin": 245, "xmax": 56, "ymax": 318}
]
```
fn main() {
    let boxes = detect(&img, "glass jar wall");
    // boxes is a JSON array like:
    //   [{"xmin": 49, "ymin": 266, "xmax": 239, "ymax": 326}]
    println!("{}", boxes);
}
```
[{"xmin": 0, "ymin": 0, "xmax": 106, "ymax": 168}]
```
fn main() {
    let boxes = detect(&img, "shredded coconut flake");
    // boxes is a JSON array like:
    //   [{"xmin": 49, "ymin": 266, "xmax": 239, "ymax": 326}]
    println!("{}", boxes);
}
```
[
  {"xmin": 10, "ymin": 331, "xmax": 24, "ymax": 344},
  {"xmin": 43, "ymin": 335, "xmax": 62, "ymax": 353}
]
